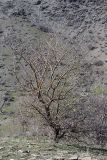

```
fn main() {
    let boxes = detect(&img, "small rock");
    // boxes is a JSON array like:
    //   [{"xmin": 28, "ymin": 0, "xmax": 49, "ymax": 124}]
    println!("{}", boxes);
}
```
[
  {"xmin": 12, "ymin": 9, "xmax": 26, "ymax": 17},
  {"xmin": 53, "ymin": 156, "xmax": 65, "ymax": 160},
  {"xmin": 34, "ymin": 0, "xmax": 42, "ymax": 5},
  {"xmin": 23, "ymin": 150, "xmax": 30, "ymax": 153},
  {"xmin": 0, "ymin": 30, "xmax": 3, "ymax": 34},
  {"xmin": 69, "ymin": 155, "xmax": 78, "ymax": 160},
  {"xmin": 81, "ymin": 156, "xmax": 91, "ymax": 160},
  {"xmin": 0, "ymin": 147, "xmax": 4, "ymax": 150},
  {"xmin": 28, "ymin": 158, "xmax": 36, "ymax": 160},
  {"xmin": 31, "ymin": 154, "xmax": 36, "ymax": 157},
  {"xmin": 88, "ymin": 44, "xmax": 97, "ymax": 50},
  {"xmin": 18, "ymin": 150, "xmax": 23, "ymax": 153},
  {"xmin": 94, "ymin": 60, "xmax": 104, "ymax": 66},
  {"xmin": 38, "ymin": 25, "xmax": 52, "ymax": 33},
  {"xmin": 0, "ymin": 64, "xmax": 4, "ymax": 68},
  {"xmin": 0, "ymin": 81, "xmax": 6, "ymax": 86}
]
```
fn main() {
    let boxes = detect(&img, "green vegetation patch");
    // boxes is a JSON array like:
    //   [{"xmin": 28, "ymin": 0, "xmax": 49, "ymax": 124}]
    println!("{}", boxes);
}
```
[{"xmin": 91, "ymin": 85, "xmax": 107, "ymax": 95}]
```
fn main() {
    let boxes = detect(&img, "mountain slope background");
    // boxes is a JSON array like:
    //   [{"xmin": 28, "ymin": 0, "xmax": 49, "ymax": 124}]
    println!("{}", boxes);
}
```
[
  {"xmin": 5, "ymin": 0, "xmax": 107, "ymax": 90},
  {"xmin": 0, "ymin": 0, "xmax": 107, "ymax": 146},
  {"xmin": 0, "ymin": 0, "xmax": 107, "ymax": 159}
]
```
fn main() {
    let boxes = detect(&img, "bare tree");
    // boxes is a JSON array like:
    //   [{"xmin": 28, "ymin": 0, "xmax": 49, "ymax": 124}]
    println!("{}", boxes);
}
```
[
  {"xmin": 7, "ymin": 33, "xmax": 107, "ymax": 146},
  {"xmin": 11, "ymin": 36, "xmax": 84, "ymax": 142}
]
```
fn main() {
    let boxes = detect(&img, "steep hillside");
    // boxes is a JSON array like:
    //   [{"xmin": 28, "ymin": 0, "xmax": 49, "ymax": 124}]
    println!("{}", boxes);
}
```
[
  {"xmin": 0, "ymin": 0, "xmax": 107, "ymax": 147},
  {"xmin": 0, "ymin": 0, "xmax": 107, "ymax": 159},
  {"xmin": 10, "ymin": 0, "xmax": 107, "ymax": 90},
  {"xmin": 0, "ymin": 0, "xmax": 106, "ymax": 95}
]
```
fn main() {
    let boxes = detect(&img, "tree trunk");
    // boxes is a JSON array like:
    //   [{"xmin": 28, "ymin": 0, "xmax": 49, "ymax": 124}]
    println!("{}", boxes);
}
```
[
  {"xmin": 54, "ymin": 128, "xmax": 60, "ymax": 143},
  {"xmin": 53, "ymin": 127, "xmax": 65, "ymax": 143},
  {"xmin": 45, "ymin": 107, "xmax": 65, "ymax": 143}
]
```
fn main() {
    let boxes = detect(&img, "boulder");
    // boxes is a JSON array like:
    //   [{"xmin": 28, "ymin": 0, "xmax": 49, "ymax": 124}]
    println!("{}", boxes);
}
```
[
  {"xmin": 94, "ymin": 60, "xmax": 104, "ymax": 66},
  {"xmin": 69, "ymin": 155, "xmax": 78, "ymax": 160},
  {"xmin": 53, "ymin": 156, "xmax": 65, "ymax": 160},
  {"xmin": 80, "ymin": 156, "xmax": 91, "ymax": 160},
  {"xmin": 34, "ymin": 0, "xmax": 42, "ymax": 5}
]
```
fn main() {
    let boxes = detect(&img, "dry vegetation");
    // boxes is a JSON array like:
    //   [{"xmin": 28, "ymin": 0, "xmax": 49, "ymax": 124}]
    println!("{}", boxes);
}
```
[
  {"xmin": 8, "ymin": 34, "xmax": 107, "ymax": 147},
  {"xmin": 0, "ymin": 0, "xmax": 107, "ymax": 159}
]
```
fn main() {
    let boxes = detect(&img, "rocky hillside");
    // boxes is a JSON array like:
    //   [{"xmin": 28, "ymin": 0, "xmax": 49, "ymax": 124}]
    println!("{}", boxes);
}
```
[
  {"xmin": 0, "ymin": 0, "xmax": 106, "ymax": 132},
  {"xmin": 0, "ymin": 0, "xmax": 106, "ymax": 126},
  {"xmin": 0, "ymin": 0, "xmax": 107, "ymax": 159},
  {"xmin": 3, "ymin": 0, "xmax": 107, "ymax": 90}
]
